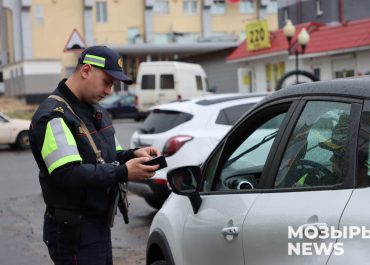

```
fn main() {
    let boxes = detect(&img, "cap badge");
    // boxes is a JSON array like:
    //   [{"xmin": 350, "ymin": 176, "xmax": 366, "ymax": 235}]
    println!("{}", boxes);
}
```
[{"xmin": 118, "ymin": 57, "xmax": 123, "ymax": 69}]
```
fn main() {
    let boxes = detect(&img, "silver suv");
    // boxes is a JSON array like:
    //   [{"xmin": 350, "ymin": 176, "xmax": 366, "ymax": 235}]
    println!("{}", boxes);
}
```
[{"xmin": 147, "ymin": 77, "xmax": 370, "ymax": 265}]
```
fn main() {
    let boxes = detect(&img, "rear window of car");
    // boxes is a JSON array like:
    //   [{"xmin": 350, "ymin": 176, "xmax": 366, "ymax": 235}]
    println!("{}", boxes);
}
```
[
  {"xmin": 142, "ymin": 75, "xmax": 155, "ymax": 90},
  {"xmin": 215, "ymin": 103, "xmax": 255, "ymax": 125},
  {"xmin": 139, "ymin": 109, "xmax": 193, "ymax": 134}
]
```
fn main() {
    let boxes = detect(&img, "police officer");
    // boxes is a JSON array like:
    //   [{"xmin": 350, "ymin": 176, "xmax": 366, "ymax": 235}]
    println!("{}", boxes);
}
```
[{"xmin": 29, "ymin": 46, "xmax": 160, "ymax": 265}]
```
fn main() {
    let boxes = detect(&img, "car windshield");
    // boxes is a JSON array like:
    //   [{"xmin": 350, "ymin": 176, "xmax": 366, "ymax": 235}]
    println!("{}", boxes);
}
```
[{"xmin": 100, "ymin": 95, "xmax": 121, "ymax": 104}]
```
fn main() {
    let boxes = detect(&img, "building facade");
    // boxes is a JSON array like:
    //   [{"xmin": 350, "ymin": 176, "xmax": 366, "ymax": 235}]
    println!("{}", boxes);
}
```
[
  {"xmin": 0, "ymin": 0, "xmax": 278, "ymax": 103},
  {"xmin": 278, "ymin": 0, "xmax": 370, "ymax": 27},
  {"xmin": 228, "ymin": 18, "xmax": 370, "ymax": 92}
]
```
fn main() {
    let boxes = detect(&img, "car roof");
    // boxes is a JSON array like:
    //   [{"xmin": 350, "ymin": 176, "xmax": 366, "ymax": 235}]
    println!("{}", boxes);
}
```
[
  {"xmin": 151, "ymin": 93, "xmax": 267, "ymax": 113},
  {"xmin": 261, "ymin": 76, "xmax": 370, "ymax": 106}
]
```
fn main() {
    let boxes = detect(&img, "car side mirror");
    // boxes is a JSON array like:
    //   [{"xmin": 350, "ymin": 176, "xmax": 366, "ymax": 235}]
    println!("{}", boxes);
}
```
[{"xmin": 167, "ymin": 166, "xmax": 202, "ymax": 214}]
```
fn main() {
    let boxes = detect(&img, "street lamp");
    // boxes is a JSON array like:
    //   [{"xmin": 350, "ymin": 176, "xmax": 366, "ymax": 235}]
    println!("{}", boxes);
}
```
[{"xmin": 283, "ymin": 20, "xmax": 310, "ymax": 84}]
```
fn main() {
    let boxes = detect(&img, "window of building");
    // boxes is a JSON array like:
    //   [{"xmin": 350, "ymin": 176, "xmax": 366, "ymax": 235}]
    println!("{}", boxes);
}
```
[
  {"xmin": 34, "ymin": 4, "xmax": 44, "ymax": 25},
  {"xmin": 267, "ymin": 0, "xmax": 278, "ymax": 13},
  {"xmin": 316, "ymin": 0, "xmax": 323, "ymax": 16},
  {"xmin": 313, "ymin": 68, "xmax": 321, "ymax": 80},
  {"xmin": 240, "ymin": 0, "xmax": 254, "ymax": 14},
  {"xmin": 283, "ymin": 7, "xmax": 289, "ymax": 21},
  {"xmin": 183, "ymin": 0, "xmax": 197, "ymax": 15},
  {"xmin": 154, "ymin": 0, "xmax": 169, "ymax": 14},
  {"xmin": 335, "ymin": 70, "xmax": 355, "ymax": 79},
  {"xmin": 155, "ymin": 34, "xmax": 170, "ymax": 44},
  {"xmin": 128, "ymin": 28, "xmax": 140, "ymax": 44},
  {"xmin": 211, "ymin": 0, "xmax": 226, "ymax": 15},
  {"xmin": 96, "ymin": 1, "xmax": 108, "ymax": 23}
]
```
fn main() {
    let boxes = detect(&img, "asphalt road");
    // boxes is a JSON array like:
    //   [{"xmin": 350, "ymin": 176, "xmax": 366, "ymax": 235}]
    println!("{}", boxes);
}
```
[{"xmin": 0, "ymin": 119, "xmax": 157, "ymax": 265}]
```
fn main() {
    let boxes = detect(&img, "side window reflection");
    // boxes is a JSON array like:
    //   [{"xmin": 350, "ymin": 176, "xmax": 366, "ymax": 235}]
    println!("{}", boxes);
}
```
[
  {"xmin": 275, "ymin": 101, "xmax": 351, "ymax": 189},
  {"xmin": 213, "ymin": 113, "xmax": 286, "ymax": 191}
]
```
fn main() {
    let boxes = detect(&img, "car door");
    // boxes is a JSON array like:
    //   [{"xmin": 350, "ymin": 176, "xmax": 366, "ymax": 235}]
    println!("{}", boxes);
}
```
[
  {"xmin": 327, "ymin": 99, "xmax": 370, "ymax": 264},
  {"xmin": 242, "ymin": 98, "xmax": 361, "ymax": 264},
  {"xmin": 0, "ymin": 114, "xmax": 12, "ymax": 144},
  {"xmin": 181, "ymin": 100, "xmax": 297, "ymax": 265}
]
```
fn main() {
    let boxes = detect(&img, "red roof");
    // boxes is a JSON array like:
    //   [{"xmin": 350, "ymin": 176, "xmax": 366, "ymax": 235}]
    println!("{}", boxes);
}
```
[{"xmin": 227, "ymin": 18, "xmax": 370, "ymax": 62}]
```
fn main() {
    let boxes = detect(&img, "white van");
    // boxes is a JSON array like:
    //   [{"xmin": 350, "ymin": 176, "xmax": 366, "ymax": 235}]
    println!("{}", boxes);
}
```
[{"xmin": 136, "ymin": 61, "xmax": 210, "ymax": 114}]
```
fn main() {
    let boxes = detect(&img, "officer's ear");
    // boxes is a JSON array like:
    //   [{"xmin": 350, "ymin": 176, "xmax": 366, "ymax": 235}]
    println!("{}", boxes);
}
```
[{"xmin": 80, "ymin": 64, "xmax": 92, "ymax": 79}]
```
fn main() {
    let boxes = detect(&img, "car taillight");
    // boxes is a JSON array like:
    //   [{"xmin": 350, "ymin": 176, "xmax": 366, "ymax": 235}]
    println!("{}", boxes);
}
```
[
  {"xmin": 153, "ymin": 179, "xmax": 167, "ymax": 185},
  {"xmin": 135, "ymin": 95, "xmax": 139, "ymax": 106},
  {"xmin": 177, "ymin": 94, "xmax": 182, "ymax": 101},
  {"xmin": 163, "ymin": 136, "xmax": 193, "ymax": 157}
]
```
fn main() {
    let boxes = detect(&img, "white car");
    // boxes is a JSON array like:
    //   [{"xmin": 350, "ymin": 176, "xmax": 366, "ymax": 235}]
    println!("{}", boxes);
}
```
[
  {"xmin": 129, "ymin": 93, "xmax": 266, "ymax": 208},
  {"xmin": 146, "ymin": 77, "xmax": 370, "ymax": 265},
  {"xmin": 0, "ymin": 112, "xmax": 30, "ymax": 149}
]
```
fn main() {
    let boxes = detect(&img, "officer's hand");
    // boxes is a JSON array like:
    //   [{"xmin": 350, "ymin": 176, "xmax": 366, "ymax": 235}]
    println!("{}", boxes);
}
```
[
  {"xmin": 134, "ymin": 147, "xmax": 161, "ymax": 158},
  {"xmin": 126, "ymin": 157, "xmax": 159, "ymax": 180}
]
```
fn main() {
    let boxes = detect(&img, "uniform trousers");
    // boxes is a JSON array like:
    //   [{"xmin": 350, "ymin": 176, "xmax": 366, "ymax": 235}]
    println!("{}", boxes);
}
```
[{"xmin": 43, "ymin": 213, "xmax": 113, "ymax": 265}]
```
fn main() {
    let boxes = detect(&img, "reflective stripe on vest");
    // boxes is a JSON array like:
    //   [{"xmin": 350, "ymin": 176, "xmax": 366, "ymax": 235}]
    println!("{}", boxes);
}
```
[
  {"xmin": 297, "ymin": 173, "xmax": 308, "ymax": 185},
  {"xmin": 41, "ymin": 118, "xmax": 82, "ymax": 174},
  {"xmin": 83, "ymin": 54, "xmax": 105, "ymax": 68},
  {"xmin": 115, "ymin": 136, "xmax": 123, "ymax": 151}
]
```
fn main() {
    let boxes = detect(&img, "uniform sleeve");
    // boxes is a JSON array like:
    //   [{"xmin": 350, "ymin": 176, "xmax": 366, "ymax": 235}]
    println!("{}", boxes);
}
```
[
  {"xmin": 40, "ymin": 117, "xmax": 126, "ymax": 189},
  {"xmin": 114, "ymin": 135, "xmax": 138, "ymax": 163}
]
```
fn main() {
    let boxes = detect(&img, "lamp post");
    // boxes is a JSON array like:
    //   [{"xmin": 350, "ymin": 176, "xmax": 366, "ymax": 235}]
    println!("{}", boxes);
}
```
[{"xmin": 283, "ymin": 20, "xmax": 310, "ymax": 84}]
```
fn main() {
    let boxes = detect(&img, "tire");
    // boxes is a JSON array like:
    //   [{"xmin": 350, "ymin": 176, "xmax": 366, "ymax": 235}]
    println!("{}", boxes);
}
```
[
  {"xmin": 15, "ymin": 131, "xmax": 30, "ymax": 150},
  {"xmin": 151, "ymin": 261, "xmax": 168, "ymax": 265}
]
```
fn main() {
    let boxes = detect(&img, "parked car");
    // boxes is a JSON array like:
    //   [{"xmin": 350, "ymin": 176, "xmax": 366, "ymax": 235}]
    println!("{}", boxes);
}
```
[
  {"xmin": 146, "ymin": 77, "xmax": 370, "ymax": 265},
  {"xmin": 0, "ymin": 112, "xmax": 30, "ymax": 149},
  {"xmin": 129, "ymin": 93, "xmax": 266, "ymax": 209},
  {"xmin": 99, "ymin": 93, "xmax": 139, "ymax": 120}
]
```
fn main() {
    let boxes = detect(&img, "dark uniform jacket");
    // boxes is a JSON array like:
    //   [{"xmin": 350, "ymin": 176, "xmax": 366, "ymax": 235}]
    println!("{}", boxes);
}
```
[{"xmin": 30, "ymin": 79, "xmax": 135, "ymax": 219}]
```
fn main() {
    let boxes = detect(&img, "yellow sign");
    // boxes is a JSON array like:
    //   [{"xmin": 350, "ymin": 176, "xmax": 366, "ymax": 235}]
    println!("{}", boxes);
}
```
[{"xmin": 246, "ymin": 20, "xmax": 271, "ymax": 51}]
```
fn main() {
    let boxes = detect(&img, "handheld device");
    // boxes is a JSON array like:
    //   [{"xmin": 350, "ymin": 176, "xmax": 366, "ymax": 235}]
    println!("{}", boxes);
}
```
[{"xmin": 143, "ymin": 155, "xmax": 167, "ymax": 171}]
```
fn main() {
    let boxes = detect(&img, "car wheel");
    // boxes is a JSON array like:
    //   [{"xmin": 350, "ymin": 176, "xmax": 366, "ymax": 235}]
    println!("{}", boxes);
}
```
[
  {"xmin": 150, "ymin": 261, "xmax": 168, "ymax": 265},
  {"xmin": 15, "ymin": 131, "xmax": 30, "ymax": 150},
  {"xmin": 144, "ymin": 197, "xmax": 163, "ymax": 210}
]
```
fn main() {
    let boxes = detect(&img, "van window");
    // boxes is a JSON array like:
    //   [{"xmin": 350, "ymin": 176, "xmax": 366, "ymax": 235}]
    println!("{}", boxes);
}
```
[
  {"xmin": 142, "ymin": 75, "xmax": 155, "ymax": 90},
  {"xmin": 160, "ymin": 74, "xmax": 174, "ymax": 89},
  {"xmin": 196, "ymin": 76, "xmax": 203, "ymax": 91}
]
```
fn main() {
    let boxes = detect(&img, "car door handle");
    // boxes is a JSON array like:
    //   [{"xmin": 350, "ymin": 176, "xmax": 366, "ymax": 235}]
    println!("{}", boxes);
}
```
[
  {"xmin": 300, "ymin": 222, "xmax": 328, "ymax": 235},
  {"xmin": 221, "ymin": 226, "xmax": 239, "ymax": 236}
]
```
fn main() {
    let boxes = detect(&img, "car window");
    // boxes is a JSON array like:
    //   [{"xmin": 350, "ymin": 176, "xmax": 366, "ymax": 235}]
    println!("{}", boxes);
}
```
[
  {"xmin": 202, "ymin": 104, "xmax": 290, "ymax": 192},
  {"xmin": 0, "ymin": 115, "xmax": 7, "ymax": 123},
  {"xmin": 160, "ymin": 74, "xmax": 174, "ymax": 89},
  {"xmin": 119, "ymin": 96, "xmax": 135, "ymax": 105},
  {"xmin": 274, "ymin": 101, "xmax": 351, "ymax": 189},
  {"xmin": 142, "ymin": 75, "xmax": 155, "ymax": 90},
  {"xmin": 139, "ymin": 109, "xmax": 193, "ymax": 134},
  {"xmin": 196, "ymin": 76, "xmax": 203, "ymax": 91},
  {"xmin": 357, "ymin": 105, "xmax": 370, "ymax": 187},
  {"xmin": 100, "ymin": 95, "xmax": 121, "ymax": 104},
  {"xmin": 215, "ymin": 103, "xmax": 255, "ymax": 125}
]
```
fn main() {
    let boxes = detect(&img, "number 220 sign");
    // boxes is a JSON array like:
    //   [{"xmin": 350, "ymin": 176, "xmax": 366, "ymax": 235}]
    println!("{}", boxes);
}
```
[{"xmin": 246, "ymin": 20, "xmax": 271, "ymax": 51}]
